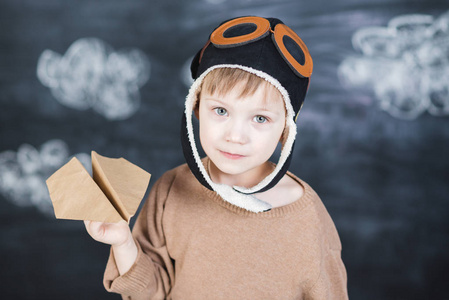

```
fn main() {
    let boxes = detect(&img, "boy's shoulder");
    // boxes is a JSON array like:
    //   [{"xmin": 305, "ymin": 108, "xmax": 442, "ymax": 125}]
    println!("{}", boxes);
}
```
[
  {"xmin": 156, "ymin": 162, "xmax": 194, "ymax": 187},
  {"xmin": 288, "ymin": 173, "xmax": 342, "ymax": 251},
  {"xmin": 162, "ymin": 161, "xmax": 191, "ymax": 177},
  {"xmin": 156, "ymin": 161, "xmax": 212, "ymax": 196},
  {"xmin": 146, "ymin": 162, "xmax": 203, "ymax": 207}
]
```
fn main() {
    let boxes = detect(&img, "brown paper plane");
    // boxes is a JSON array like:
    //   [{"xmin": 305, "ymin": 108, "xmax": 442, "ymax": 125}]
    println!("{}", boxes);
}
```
[{"xmin": 46, "ymin": 151, "xmax": 151, "ymax": 223}]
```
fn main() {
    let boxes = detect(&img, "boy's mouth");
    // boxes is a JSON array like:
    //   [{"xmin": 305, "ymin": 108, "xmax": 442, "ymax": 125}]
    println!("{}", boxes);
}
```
[{"xmin": 219, "ymin": 150, "xmax": 245, "ymax": 160}]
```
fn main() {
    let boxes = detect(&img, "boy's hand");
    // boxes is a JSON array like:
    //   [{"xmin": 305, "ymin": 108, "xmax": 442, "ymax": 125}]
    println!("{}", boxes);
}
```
[
  {"xmin": 84, "ymin": 220, "xmax": 131, "ymax": 246},
  {"xmin": 84, "ymin": 220, "xmax": 138, "ymax": 275}
]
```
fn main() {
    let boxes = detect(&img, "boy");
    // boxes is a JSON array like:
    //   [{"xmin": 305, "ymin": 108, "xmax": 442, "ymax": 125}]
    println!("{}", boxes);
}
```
[{"xmin": 85, "ymin": 16, "xmax": 348, "ymax": 299}]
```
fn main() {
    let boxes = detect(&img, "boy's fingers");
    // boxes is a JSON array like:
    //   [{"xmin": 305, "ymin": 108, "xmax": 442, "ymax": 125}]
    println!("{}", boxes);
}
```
[
  {"xmin": 83, "ymin": 219, "xmax": 131, "ymax": 246},
  {"xmin": 84, "ymin": 220, "xmax": 104, "ymax": 237}
]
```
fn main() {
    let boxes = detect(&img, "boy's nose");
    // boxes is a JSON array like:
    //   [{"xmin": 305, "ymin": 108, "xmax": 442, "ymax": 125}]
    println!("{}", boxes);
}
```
[{"xmin": 225, "ymin": 119, "xmax": 248, "ymax": 144}]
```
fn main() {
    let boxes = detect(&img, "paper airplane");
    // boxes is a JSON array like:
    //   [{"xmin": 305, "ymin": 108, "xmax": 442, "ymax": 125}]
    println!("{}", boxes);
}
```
[{"xmin": 46, "ymin": 151, "xmax": 151, "ymax": 223}]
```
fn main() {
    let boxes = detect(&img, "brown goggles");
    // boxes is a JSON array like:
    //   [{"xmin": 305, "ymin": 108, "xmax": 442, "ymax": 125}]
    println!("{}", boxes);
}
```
[{"xmin": 209, "ymin": 16, "xmax": 313, "ymax": 78}]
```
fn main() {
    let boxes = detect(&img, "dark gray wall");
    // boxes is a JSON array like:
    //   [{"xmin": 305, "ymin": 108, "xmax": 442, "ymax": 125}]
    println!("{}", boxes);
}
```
[{"xmin": 1, "ymin": 0, "xmax": 448, "ymax": 299}]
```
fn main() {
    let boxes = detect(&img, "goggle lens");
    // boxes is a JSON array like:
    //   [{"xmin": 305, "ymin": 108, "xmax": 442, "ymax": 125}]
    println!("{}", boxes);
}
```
[
  {"xmin": 273, "ymin": 24, "xmax": 313, "ymax": 78},
  {"xmin": 211, "ymin": 17, "xmax": 270, "ymax": 47}
]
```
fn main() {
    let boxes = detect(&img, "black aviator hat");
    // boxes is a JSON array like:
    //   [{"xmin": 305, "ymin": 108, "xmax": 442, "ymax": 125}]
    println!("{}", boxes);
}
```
[{"xmin": 181, "ymin": 16, "xmax": 313, "ymax": 212}]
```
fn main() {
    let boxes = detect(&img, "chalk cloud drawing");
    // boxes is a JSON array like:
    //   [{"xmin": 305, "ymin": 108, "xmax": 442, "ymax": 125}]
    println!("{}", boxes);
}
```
[
  {"xmin": 338, "ymin": 10, "xmax": 449, "ymax": 120},
  {"xmin": 0, "ymin": 140, "xmax": 89, "ymax": 216},
  {"xmin": 37, "ymin": 38, "xmax": 150, "ymax": 120}
]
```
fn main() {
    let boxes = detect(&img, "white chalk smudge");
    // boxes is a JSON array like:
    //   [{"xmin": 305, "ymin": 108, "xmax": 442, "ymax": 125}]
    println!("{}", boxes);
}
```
[
  {"xmin": 338, "ymin": 11, "xmax": 449, "ymax": 120},
  {"xmin": 0, "ymin": 140, "xmax": 89, "ymax": 216},
  {"xmin": 37, "ymin": 38, "xmax": 150, "ymax": 120}
]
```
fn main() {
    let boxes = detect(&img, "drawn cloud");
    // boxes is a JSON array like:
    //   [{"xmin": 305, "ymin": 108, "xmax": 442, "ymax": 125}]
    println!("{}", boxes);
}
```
[
  {"xmin": 0, "ymin": 140, "xmax": 89, "ymax": 216},
  {"xmin": 338, "ymin": 11, "xmax": 449, "ymax": 120},
  {"xmin": 37, "ymin": 38, "xmax": 150, "ymax": 120}
]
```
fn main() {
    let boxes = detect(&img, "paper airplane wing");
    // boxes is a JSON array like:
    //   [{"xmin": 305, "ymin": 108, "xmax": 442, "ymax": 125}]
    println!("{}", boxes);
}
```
[
  {"xmin": 91, "ymin": 151, "xmax": 151, "ymax": 222},
  {"xmin": 46, "ymin": 157, "xmax": 123, "ymax": 223}
]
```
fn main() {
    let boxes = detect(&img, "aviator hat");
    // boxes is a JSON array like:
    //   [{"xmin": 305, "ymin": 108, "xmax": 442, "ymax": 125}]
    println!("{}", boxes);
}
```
[{"xmin": 181, "ymin": 16, "xmax": 313, "ymax": 212}]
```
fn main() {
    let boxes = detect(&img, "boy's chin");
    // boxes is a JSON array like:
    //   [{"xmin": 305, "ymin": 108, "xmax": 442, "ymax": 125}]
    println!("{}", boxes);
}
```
[
  {"xmin": 211, "ymin": 161, "xmax": 266, "ymax": 185},
  {"xmin": 213, "ymin": 162, "xmax": 246, "ymax": 176}
]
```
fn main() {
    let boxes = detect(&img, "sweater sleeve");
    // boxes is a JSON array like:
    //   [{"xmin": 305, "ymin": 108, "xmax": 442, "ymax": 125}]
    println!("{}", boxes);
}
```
[
  {"xmin": 103, "ymin": 172, "xmax": 176, "ymax": 300},
  {"xmin": 302, "ymin": 188, "xmax": 348, "ymax": 300},
  {"xmin": 305, "ymin": 248, "xmax": 348, "ymax": 300}
]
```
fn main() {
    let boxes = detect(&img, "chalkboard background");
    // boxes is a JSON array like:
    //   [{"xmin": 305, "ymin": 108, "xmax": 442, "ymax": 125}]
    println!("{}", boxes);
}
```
[{"xmin": 1, "ymin": 0, "xmax": 448, "ymax": 299}]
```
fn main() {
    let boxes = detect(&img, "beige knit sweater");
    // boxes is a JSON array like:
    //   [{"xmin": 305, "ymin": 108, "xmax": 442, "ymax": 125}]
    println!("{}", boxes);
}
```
[{"xmin": 103, "ymin": 160, "xmax": 348, "ymax": 299}]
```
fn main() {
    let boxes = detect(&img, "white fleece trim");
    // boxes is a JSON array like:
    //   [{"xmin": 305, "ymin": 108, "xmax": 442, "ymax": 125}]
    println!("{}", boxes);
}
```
[{"xmin": 185, "ymin": 64, "xmax": 297, "ymax": 212}]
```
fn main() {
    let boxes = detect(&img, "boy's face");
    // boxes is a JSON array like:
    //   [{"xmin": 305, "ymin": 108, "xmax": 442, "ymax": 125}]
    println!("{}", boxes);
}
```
[{"xmin": 198, "ymin": 81, "xmax": 286, "ymax": 183}]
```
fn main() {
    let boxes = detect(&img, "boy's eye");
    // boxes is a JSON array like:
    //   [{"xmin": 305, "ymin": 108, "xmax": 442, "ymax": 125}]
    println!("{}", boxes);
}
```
[
  {"xmin": 254, "ymin": 115, "xmax": 267, "ymax": 123},
  {"xmin": 214, "ymin": 107, "xmax": 228, "ymax": 116}
]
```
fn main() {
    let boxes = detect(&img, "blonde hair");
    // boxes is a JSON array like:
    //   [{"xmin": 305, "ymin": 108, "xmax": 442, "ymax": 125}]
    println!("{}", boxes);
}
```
[{"xmin": 195, "ymin": 68, "xmax": 288, "ymax": 144}]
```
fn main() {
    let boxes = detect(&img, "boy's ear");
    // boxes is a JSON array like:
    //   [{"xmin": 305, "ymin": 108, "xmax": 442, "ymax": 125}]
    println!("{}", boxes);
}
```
[
  {"xmin": 279, "ymin": 127, "xmax": 288, "ymax": 145},
  {"xmin": 193, "ymin": 91, "xmax": 201, "ymax": 120},
  {"xmin": 194, "ymin": 106, "xmax": 200, "ymax": 120}
]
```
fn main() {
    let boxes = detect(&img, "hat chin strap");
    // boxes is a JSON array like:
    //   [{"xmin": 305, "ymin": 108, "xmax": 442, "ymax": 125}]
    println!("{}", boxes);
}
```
[{"xmin": 181, "ymin": 64, "xmax": 297, "ymax": 213}]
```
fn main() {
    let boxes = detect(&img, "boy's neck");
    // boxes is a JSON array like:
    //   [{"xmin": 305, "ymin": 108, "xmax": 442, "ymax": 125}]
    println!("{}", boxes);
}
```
[{"xmin": 208, "ymin": 159, "xmax": 274, "ymax": 188}]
